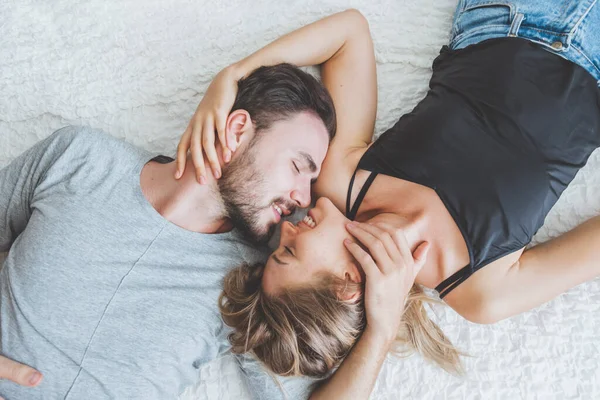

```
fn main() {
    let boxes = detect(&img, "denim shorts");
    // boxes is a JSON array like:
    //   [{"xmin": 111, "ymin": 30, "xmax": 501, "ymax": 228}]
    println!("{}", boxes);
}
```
[{"xmin": 449, "ymin": 0, "xmax": 600, "ymax": 85}]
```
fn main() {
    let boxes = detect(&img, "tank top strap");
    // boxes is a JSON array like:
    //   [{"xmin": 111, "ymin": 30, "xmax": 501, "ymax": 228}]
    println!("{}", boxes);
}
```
[
  {"xmin": 434, "ymin": 265, "xmax": 472, "ymax": 299},
  {"xmin": 346, "ymin": 169, "xmax": 378, "ymax": 221}
]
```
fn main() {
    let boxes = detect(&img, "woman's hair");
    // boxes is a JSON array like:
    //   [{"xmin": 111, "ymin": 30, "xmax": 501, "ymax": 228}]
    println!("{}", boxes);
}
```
[{"xmin": 219, "ymin": 262, "xmax": 463, "ymax": 379}]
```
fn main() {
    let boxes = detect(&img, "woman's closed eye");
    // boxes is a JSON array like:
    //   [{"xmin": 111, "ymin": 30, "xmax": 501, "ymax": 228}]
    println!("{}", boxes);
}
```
[{"xmin": 284, "ymin": 246, "xmax": 295, "ymax": 257}]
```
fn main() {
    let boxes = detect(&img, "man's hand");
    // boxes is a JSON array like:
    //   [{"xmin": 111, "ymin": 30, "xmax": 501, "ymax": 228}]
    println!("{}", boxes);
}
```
[{"xmin": 0, "ymin": 354, "xmax": 42, "ymax": 396}]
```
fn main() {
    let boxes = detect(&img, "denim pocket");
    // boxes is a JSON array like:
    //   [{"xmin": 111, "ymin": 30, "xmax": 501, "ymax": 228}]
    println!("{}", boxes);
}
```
[{"xmin": 452, "ymin": 2, "xmax": 514, "ymax": 44}]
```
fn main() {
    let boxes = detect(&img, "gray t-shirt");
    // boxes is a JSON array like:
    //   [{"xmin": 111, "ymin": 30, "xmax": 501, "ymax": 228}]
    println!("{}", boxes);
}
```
[{"xmin": 0, "ymin": 126, "xmax": 316, "ymax": 399}]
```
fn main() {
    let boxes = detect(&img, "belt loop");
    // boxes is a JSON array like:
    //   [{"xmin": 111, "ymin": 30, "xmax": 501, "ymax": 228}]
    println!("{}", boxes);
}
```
[{"xmin": 508, "ymin": 12, "xmax": 525, "ymax": 37}]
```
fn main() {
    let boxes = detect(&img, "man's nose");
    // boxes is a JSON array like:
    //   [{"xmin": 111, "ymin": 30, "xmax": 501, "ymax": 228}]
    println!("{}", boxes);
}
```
[{"xmin": 290, "ymin": 181, "xmax": 312, "ymax": 208}]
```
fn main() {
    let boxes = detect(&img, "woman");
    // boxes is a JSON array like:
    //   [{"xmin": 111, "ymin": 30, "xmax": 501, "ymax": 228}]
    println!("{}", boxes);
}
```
[{"xmin": 177, "ymin": 0, "xmax": 600, "ymax": 396}]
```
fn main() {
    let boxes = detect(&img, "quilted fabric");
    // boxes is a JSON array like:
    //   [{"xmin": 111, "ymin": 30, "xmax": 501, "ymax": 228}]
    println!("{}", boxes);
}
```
[{"xmin": 2, "ymin": 0, "xmax": 599, "ymax": 398}]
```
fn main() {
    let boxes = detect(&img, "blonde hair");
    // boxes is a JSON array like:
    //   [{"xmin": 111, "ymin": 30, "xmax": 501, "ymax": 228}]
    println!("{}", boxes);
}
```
[{"xmin": 219, "ymin": 262, "xmax": 462, "ymax": 379}]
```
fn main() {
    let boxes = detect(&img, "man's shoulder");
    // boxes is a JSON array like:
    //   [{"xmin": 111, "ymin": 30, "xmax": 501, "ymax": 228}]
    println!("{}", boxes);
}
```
[
  {"xmin": 234, "ymin": 353, "xmax": 320, "ymax": 400},
  {"xmin": 49, "ymin": 125, "xmax": 140, "ymax": 154},
  {"xmin": 229, "ymin": 234, "xmax": 269, "ymax": 266},
  {"xmin": 47, "ymin": 125, "xmax": 151, "ymax": 169}
]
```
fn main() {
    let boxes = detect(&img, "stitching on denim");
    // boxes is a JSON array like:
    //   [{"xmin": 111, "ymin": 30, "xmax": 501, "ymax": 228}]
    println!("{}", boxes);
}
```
[
  {"xmin": 571, "ymin": 44, "xmax": 600, "ymax": 77},
  {"xmin": 451, "ymin": 25, "xmax": 509, "ymax": 47},
  {"xmin": 569, "ymin": 0, "xmax": 597, "ymax": 35},
  {"xmin": 463, "ymin": 1, "xmax": 513, "ymax": 12},
  {"xmin": 521, "ymin": 26, "xmax": 570, "ymax": 36},
  {"xmin": 465, "ymin": 1, "xmax": 515, "ymax": 20}
]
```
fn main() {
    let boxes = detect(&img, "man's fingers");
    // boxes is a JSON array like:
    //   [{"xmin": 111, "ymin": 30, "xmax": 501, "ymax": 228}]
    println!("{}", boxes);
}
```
[{"xmin": 0, "ymin": 356, "xmax": 43, "ymax": 387}]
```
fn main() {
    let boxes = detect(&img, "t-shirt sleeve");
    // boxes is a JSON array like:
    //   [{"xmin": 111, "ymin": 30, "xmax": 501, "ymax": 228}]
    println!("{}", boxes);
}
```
[
  {"xmin": 0, "ymin": 126, "xmax": 82, "ymax": 251},
  {"xmin": 235, "ymin": 354, "xmax": 321, "ymax": 400}
]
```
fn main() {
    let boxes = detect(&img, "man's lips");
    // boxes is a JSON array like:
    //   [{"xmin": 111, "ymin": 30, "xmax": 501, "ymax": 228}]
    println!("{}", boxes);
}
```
[{"xmin": 272, "ymin": 205, "xmax": 282, "ymax": 223}]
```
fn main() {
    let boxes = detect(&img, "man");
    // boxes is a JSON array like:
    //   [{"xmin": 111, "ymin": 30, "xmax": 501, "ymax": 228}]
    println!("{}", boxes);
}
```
[{"xmin": 0, "ymin": 64, "xmax": 335, "ymax": 398}]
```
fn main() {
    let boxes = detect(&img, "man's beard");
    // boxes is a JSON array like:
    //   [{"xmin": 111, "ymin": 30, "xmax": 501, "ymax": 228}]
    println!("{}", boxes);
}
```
[{"xmin": 218, "ymin": 143, "xmax": 276, "ymax": 244}]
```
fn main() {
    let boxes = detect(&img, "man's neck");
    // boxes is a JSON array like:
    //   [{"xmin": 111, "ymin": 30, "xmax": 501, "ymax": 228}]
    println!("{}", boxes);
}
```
[{"xmin": 139, "ymin": 158, "xmax": 233, "ymax": 234}]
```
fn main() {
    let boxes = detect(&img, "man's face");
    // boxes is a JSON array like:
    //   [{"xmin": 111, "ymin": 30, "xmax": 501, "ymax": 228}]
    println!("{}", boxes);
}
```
[{"xmin": 218, "ymin": 111, "xmax": 330, "ymax": 243}]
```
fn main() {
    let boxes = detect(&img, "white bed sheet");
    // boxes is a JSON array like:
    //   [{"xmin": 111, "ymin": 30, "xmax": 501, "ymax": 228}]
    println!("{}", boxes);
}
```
[{"xmin": 2, "ymin": 1, "xmax": 599, "ymax": 399}]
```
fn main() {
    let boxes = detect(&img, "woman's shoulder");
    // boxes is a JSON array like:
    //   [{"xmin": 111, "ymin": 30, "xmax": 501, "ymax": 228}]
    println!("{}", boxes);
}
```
[{"xmin": 313, "ymin": 141, "xmax": 368, "ymax": 213}]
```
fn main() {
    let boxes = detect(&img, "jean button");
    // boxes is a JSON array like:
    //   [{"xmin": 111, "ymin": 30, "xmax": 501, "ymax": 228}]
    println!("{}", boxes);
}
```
[{"xmin": 551, "ymin": 41, "xmax": 564, "ymax": 50}]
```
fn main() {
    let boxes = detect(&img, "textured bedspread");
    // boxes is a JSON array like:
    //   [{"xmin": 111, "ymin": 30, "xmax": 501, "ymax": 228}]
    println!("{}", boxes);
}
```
[{"xmin": 2, "ymin": 0, "xmax": 599, "ymax": 399}]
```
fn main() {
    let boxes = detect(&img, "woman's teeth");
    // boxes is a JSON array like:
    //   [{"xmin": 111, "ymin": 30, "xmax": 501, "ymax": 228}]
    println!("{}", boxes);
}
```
[
  {"xmin": 302, "ymin": 215, "xmax": 316, "ymax": 228},
  {"xmin": 273, "ymin": 204, "xmax": 283, "ymax": 216}
]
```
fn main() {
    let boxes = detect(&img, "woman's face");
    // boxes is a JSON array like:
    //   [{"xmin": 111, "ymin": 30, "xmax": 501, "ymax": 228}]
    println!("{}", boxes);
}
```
[{"xmin": 262, "ymin": 197, "xmax": 363, "ymax": 296}]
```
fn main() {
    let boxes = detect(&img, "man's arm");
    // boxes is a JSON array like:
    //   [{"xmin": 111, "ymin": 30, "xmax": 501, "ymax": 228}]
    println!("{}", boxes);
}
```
[
  {"xmin": 0, "ymin": 126, "xmax": 77, "ymax": 251},
  {"xmin": 0, "ymin": 148, "xmax": 35, "ymax": 251},
  {"xmin": 0, "ymin": 128, "xmax": 78, "ymax": 389}
]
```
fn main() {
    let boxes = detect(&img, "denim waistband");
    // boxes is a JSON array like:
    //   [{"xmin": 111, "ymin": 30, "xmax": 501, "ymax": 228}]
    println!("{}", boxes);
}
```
[{"xmin": 449, "ymin": 0, "xmax": 600, "ymax": 84}]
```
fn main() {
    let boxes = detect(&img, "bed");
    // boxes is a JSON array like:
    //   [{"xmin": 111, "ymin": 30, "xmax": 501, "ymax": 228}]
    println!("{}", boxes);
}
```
[{"xmin": 2, "ymin": 0, "xmax": 599, "ymax": 398}]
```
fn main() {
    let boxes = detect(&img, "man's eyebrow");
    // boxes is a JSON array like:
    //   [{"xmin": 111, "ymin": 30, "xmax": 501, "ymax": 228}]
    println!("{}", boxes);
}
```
[
  {"xmin": 299, "ymin": 151, "xmax": 317, "ymax": 173},
  {"xmin": 271, "ymin": 254, "xmax": 288, "ymax": 265}
]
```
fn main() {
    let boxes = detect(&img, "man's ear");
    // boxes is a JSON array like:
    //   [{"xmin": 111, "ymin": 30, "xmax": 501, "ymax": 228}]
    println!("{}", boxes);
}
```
[{"xmin": 225, "ymin": 109, "xmax": 253, "ymax": 151}]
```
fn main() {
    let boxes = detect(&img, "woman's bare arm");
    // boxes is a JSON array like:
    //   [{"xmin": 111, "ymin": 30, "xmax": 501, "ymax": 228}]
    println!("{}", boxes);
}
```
[
  {"xmin": 231, "ymin": 8, "xmax": 377, "ymax": 150},
  {"xmin": 451, "ymin": 215, "xmax": 600, "ymax": 324},
  {"xmin": 177, "ymin": 9, "xmax": 377, "ymax": 182}
]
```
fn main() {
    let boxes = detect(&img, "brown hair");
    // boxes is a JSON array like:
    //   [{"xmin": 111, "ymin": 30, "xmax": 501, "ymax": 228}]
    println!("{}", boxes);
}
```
[
  {"xmin": 231, "ymin": 63, "xmax": 337, "ymax": 141},
  {"xmin": 219, "ymin": 263, "xmax": 463, "ymax": 379}
]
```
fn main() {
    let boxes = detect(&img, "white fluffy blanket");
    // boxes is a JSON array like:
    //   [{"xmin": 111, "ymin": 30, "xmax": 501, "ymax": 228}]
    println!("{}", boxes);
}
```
[{"xmin": 2, "ymin": 0, "xmax": 599, "ymax": 399}]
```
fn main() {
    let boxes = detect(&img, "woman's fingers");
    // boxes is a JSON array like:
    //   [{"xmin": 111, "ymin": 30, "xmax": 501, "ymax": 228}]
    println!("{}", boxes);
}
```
[
  {"xmin": 411, "ymin": 241, "xmax": 430, "ymax": 273},
  {"xmin": 190, "ymin": 125, "xmax": 207, "ymax": 184},
  {"xmin": 351, "ymin": 222, "xmax": 401, "ymax": 264},
  {"xmin": 175, "ymin": 127, "xmax": 192, "ymax": 180},
  {"xmin": 368, "ymin": 222, "xmax": 413, "ymax": 265},
  {"xmin": 346, "ymin": 222, "xmax": 397, "ymax": 271},
  {"xmin": 202, "ymin": 118, "xmax": 221, "ymax": 180},
  {"xmin": 347, "ymin": 222, "xmax": 430, "ymax": 276},
  {"xmin": 215, "ymin": 111, "xmax": 231, "ymax": 163},
  {"xmin": 344, "ymin": 239, "xmax": 381, "ymax": 277}
]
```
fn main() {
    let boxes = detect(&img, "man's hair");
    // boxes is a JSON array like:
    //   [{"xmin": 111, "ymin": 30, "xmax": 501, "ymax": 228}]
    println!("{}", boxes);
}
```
[{"xmin": 231, "ymin": 63, "xmax": 337, "ymax": 141}]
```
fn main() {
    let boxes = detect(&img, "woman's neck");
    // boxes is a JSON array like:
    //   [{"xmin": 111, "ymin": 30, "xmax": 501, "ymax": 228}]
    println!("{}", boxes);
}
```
[{"xmin": 355, "ymin": 174, "xmax": 470, "ymax": 290}]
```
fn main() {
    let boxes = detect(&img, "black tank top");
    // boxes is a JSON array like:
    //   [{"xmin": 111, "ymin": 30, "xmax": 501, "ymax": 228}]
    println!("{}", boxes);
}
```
[{"xmin": 346, "ymin": 38, "xmax": 600, "ymax": 298}]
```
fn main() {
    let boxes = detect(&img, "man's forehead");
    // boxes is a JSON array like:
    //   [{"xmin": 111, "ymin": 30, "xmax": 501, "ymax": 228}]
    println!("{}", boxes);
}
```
[
  {"xmin": 273, "ymin": 111, "xmax": 328, "ymax": 136},
  {"xmin": 264, "ymin": 112, "xmax": 329, "ymax": 161}
]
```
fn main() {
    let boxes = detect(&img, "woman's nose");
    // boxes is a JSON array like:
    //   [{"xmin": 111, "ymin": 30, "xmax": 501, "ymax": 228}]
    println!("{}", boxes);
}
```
[{"xmin": 280, "ymin": 220, "xmax": 298, "ymax": 239}]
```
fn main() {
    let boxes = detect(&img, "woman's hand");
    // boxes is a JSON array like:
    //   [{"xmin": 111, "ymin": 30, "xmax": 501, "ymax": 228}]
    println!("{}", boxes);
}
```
[
  {"xmin": 344, "ymin": 221, "xmax": 429, "ymax": 346},
  {"xmin": 176, "ymin": 66, "xmax": 240, "ymax": 184}
]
